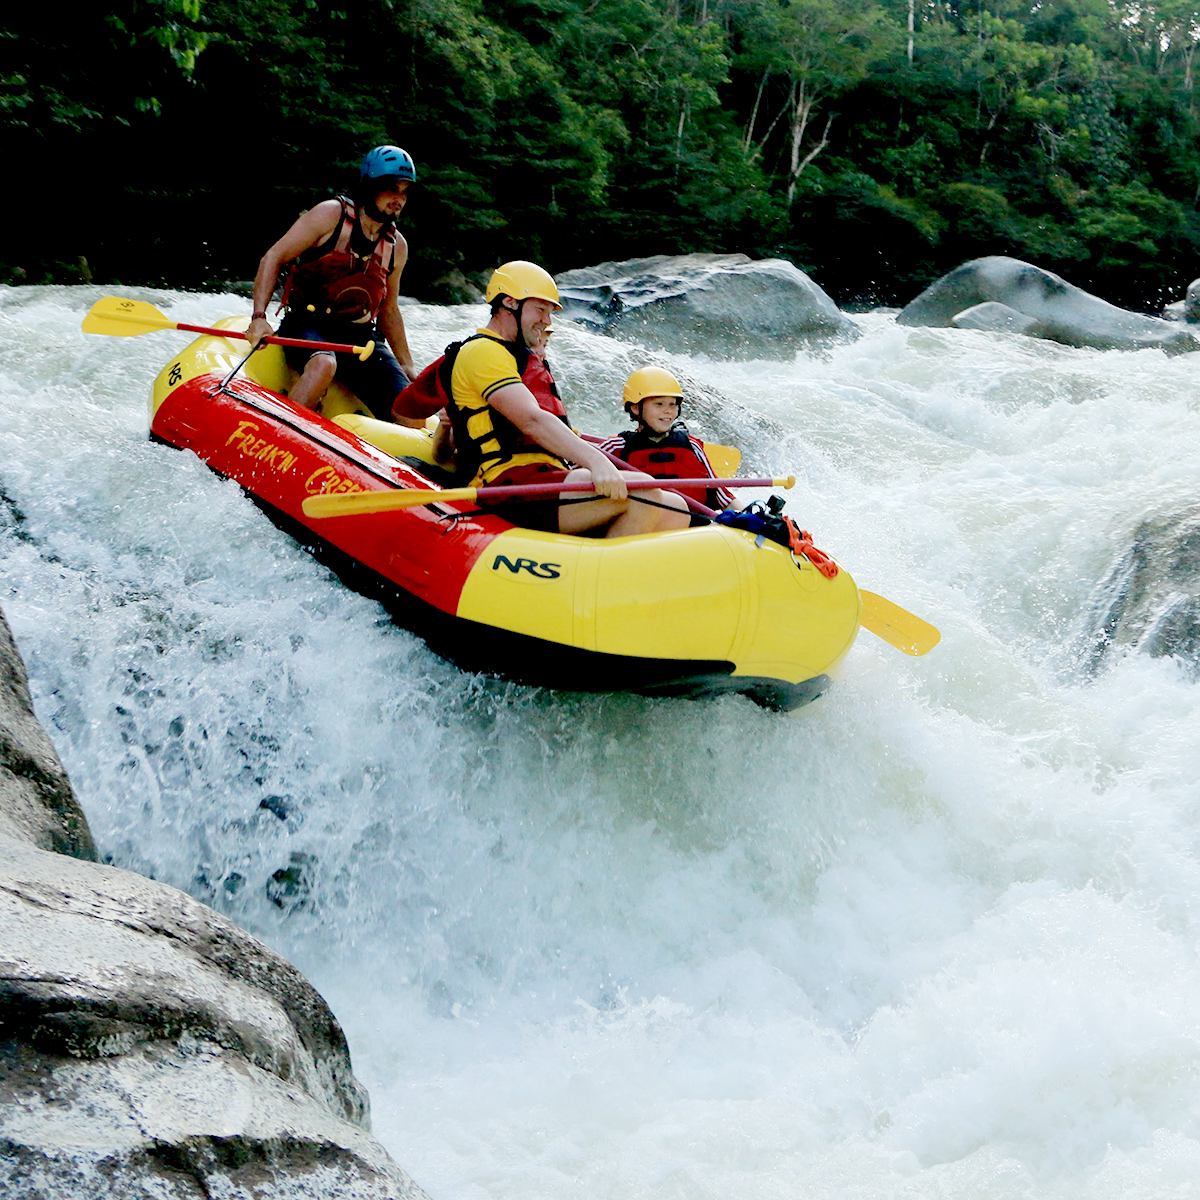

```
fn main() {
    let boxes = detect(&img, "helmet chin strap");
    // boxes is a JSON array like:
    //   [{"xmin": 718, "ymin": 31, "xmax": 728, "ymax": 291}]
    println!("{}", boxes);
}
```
[
  {"xmin": 357, "ymin": 181, "xmax": 398, "ymax": 228},
  {"xmin": 505, "ymin": 297, "xmax": 529, "ymax": 349},
  {"xmin": 362, "ymin": 198, "xmax": 395, "ymax": 227}
]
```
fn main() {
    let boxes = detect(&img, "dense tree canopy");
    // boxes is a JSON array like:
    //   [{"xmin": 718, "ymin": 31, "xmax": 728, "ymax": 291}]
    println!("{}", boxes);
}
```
[{"xmin": 3, "ymin": 0, "xmax": 1200, "ymax": 307}]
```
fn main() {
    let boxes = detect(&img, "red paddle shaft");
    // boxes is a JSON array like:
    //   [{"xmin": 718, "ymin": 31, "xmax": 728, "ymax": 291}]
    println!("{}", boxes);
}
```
[
  {"xmin": 576, "ymin": 437, "xmax": 720, "ymax": 518},
  {"xmin": 476, "ymin": 477, "xmax": 782, "ymax": 502},
  {"xmin": 174, "ymin": 322, "xmax": 370, "ymax": 357}
]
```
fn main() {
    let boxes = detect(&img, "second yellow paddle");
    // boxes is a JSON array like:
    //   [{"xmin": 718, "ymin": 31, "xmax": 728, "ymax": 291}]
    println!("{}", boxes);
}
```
[
  {"xmin": 302, "ymin": 476, "xmax": 795, "ymax": 519},
  {"xmin": 859, "ymin": 590, "xmax": 940, "ymax": 656}
]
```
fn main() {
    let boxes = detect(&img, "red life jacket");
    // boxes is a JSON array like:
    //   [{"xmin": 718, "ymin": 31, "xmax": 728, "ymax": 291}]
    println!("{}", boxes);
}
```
[
  {"xmin": 394, "ymin": 334, "xmax": 569, "ymax": 482},
  {"xmin": 280, "ymin": 196, "xmax": 395, "ymax": 324},
  {"xmin": 613, "ymin": 425, "xmax": 721, "ymax": 507},
  {"xmin": 392, "ymin": 354, "xmax": 455, "ymax": 421}
]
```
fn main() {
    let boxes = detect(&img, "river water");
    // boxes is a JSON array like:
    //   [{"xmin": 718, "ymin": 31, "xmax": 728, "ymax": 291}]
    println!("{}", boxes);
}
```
[{"xmin": 4, "ymin": 283, "xmax": 1200, "ymax": 1199}]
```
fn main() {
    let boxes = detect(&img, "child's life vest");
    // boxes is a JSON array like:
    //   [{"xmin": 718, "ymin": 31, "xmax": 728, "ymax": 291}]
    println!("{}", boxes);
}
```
[{"xmin": 603, "ymin": 424, "xmax": 731, "ymax": 509}]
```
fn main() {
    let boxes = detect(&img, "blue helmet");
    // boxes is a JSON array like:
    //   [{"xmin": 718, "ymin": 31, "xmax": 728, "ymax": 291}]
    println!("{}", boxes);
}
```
[{"xmin": 360, "ymin": 144, "xmax": 417, "ymax": 184}]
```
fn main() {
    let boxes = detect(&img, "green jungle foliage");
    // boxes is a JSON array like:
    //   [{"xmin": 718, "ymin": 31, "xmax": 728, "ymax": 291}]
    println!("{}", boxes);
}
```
[{"xmin": 4, "ymin": 0, "xmax": 1200, "ymax": 307}]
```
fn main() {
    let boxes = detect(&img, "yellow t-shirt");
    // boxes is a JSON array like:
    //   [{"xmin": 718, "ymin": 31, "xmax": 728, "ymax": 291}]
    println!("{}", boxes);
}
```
[
  {"xmin": 451, "ymin": 328, "xmax": 523, "ymax": 405},
  {"xmin": 450, "ymin": 329, "xmax": 564, "ymax": 484}
]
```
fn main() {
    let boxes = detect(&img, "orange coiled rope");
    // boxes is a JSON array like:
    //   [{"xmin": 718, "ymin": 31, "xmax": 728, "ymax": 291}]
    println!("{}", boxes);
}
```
[{"xmin": 783, "ymin": 517, "xmax": 839, "ymax": 578}]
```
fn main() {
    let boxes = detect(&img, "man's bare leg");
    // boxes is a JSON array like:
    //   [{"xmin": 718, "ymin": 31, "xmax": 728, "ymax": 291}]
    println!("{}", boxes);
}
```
[
  {"xmin": 606, "ymin": 488, "xmax": 689, "ymax": 536},
  {"xmin": 289, "ymin": 352, "xmax": 337, "ymax": 409},
  {"xmin": 556, "ymin": 469, "xmax": 690, "ymax": 537}
]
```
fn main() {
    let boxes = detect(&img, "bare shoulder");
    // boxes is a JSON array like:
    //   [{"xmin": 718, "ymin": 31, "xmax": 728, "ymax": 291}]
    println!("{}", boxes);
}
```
[
  {"xmin": 267, "ymin": 198, "xmax": 345, "ymax": 261},
  {"xmin": 284, "ymin": 198, "xmax": 343, "ymax": 243},
  {"xmin": 298, "ymin": 198, "xmax": 345, "ymax": 235}
]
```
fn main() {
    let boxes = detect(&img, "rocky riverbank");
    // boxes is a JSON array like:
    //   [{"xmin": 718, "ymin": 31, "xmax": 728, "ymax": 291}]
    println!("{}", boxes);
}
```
[{"xmin": 0, "ymin": 606, "xmax": 429, "ymax": 1199}]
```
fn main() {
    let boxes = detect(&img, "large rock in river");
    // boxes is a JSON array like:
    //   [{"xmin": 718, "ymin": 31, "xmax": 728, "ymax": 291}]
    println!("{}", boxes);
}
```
[
  {"xmin": 555, "ymin": 253, "xmax": 861, "ymax": 359},
  {"xmin": 1082, "ymin": 506, "xmax": 1200, "ymax": 675},
  {"xmin": 0, "ymin": 606, "xmax": 428, "ymax": 1199},
  {"xmin": 1162, "ymin": 277, "xmax": 1200, "ymax": 323},
  {"xmin": 898, "ymin": 256, "xmax": 1199, "ymax": 355},
  {"xmin": 0, "ymin": 612, "xmax": 95, "ymax": 859}
]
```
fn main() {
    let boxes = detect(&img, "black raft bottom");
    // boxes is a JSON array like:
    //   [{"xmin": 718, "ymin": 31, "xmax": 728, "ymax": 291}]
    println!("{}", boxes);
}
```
[{"xmin": 255, "ymin": 488, "xmax": 830, "ymax": 712}]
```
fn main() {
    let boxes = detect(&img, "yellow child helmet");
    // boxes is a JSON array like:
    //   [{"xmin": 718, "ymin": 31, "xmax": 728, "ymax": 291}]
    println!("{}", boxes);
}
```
[
  {"xmin": 486, "ymin": 261, "xmax": 562, "ymax": 310},
  {"xmin": 623, "ymin": 365, "xmax": 685, "ymax": 413}
]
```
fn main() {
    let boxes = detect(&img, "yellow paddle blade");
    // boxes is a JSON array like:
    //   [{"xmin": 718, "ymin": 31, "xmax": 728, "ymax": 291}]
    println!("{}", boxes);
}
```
[
  {"xmin": 81, "ymin": 296, "xmax": 175, "ymax": 336},
  {"xmin": 704, "ymin": 443, "xmax": 741, "ymax": 478},
  {"xmin": 303, "ymin": 488, "xmax": 477, "ymax": 518},
  {"xmin": 859, "ymin": 590, "xmax": 940, "ymax": 656}
]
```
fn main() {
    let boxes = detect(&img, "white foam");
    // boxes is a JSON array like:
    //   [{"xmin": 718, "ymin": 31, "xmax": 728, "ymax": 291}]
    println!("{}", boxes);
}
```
[{"xmin": 4, "ymin": 284, "xmax": 1200, "ymax": 1197}]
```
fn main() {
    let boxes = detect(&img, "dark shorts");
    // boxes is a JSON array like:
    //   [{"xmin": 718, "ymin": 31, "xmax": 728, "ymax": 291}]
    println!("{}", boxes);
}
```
[
  {"xmin": 276, "ymin": 312, "xmax": 408, "ymax": 421},
  {"xmin": 482, "ymin": 464, "xmax": 572, "ymax": 534}
]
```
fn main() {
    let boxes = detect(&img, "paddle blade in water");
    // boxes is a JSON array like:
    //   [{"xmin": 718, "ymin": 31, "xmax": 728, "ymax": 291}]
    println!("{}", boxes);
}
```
[
  {"xmin": 859, "ymin": 590, "xmax": 940, "ymax": 656},
  {"xmin": 81, "ymin": 296, "xmax": 174, "ymax": 336}
]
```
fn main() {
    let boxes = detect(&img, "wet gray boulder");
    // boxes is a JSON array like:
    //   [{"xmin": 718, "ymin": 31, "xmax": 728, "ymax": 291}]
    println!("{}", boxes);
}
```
[
  {"xmin": 555, "ymin": 253, "xmax": 860, "ymax": 360},
  {"xmin": 1162, "ymin": 277, "xmax": 1200, "ymax": 323},
  {"xmin": 0, "ymin": 606, "xmax": 429, "ymax": 1200},
  {"xmin": 1083, "ymin": 507, "xmax": 1200, "ymax": 673},
  {"xmin": 899, "ymin": 256, "xmax": 1199, "ymax": 355},
  {"xmin": 0, "ymin": 611, "xmax": 94, "ymax": 859},
  {"xmin": 949, "ymin": 301, "xmax": 1040, "ymax": 336}
]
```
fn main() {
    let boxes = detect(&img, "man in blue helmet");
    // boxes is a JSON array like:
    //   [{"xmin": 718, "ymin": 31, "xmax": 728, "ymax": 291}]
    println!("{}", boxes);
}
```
[{"xmin": 247, "ymin": 145, "xmax": 420, "ymax": 420}]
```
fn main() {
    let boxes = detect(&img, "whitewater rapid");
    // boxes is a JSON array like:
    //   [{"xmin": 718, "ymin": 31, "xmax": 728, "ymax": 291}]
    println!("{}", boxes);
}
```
[{"xmin": 4, "ymin": 283, "xmax": 1200, "ymax": 1199}]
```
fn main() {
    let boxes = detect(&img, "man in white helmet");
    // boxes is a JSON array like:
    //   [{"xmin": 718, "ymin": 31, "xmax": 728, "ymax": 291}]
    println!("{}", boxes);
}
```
[{"xmin": 443, "ymin": 260, "xmax": 690, "ymax": 536}]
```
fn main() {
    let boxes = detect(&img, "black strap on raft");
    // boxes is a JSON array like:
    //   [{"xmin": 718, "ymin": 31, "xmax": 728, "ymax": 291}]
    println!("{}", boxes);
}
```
[{"xmin": 627, "ymin": 493, "xmax": 687, "ymax": 513}]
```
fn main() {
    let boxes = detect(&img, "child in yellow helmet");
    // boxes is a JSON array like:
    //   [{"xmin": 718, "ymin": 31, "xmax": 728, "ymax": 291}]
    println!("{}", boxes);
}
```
[{"xmin": 599, "ymin": 366, "xmax": 735, "ymax": 511}]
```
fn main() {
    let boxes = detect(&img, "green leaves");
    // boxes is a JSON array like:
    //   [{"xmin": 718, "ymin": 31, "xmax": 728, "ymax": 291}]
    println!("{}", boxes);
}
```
[
  {"xmin": 735, "ymin": 0, "xmax": 900, "ymax": 198},
  {"xmin": 5, "ymin": 0, "xmax": 1200, "ymax": 306}
]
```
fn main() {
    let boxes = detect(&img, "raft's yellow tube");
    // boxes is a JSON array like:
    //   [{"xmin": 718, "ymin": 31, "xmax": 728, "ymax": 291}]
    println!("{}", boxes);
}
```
[{"xmin": 456, "ymin": 522, "xmax": 860, "ymax": 685}]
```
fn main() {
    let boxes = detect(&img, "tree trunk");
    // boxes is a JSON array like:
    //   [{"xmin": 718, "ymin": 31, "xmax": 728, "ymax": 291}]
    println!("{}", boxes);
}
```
[
  {"xmin": 788, "ymin": 80, "xmax": 812, "ymax": 188},
  {"xmin": 787, "ymin": 79, "xmax": 833, "ymax": 205},
  {"xmin": 675, "ymin": 100, "xmax": 688, "ymax": 176},
  {"xmin": 745, "ymin": 69, "xmax": 769, "ymax": 152}
]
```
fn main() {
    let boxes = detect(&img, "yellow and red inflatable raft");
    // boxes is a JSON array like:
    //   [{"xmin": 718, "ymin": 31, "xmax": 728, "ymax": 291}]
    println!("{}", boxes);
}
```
[{"xmin": 150, "ymin": 318, "xmax": 861, "ymax": 709}]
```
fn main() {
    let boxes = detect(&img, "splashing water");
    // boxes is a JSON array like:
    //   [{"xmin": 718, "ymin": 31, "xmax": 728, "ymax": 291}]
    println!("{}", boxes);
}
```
[{"xmin": 5, "ymin": 284, "xmax": 1200, "ymax": 1199}]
